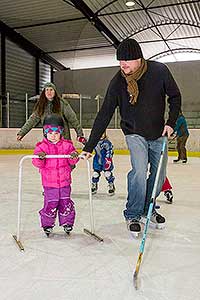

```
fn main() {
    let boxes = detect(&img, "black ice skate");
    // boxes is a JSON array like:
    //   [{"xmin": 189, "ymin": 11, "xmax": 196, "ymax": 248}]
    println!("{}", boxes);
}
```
[
  {"xmin": 127, "ymin": 219, "xmax": 141, "ymax": 237},
  {"xmin": 43, "ymin": 226, "xmax": 53, "ymax": 237},
  {"xmin": 141, "ymin": 211, "xmax": 165, "ymax": 229},
  {"xmin": 63, "ymin": 224, "xmax": 73, "ymax": 235},
  {"xmin": 164, "ymin": 190, "xmax": 173, "ymax": 204},
  {"xmin": 108, "ymin": 182, "xmax": 115, "ymax": 196},
  {"xmin": 91, "ymin": 182, "xmax": 98, "ymax": 194}
]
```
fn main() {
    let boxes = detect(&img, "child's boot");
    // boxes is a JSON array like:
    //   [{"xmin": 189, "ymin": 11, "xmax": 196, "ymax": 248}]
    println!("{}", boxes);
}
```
[
  {"xmin": 91, "ymin": 182, "xmax": 98, "ymax": 194},
  {"xmin": 63, "ymin": 224, "xmax": 73, "ymax": 235},
  {"xmin": 43, "ymin": 226, "xmax": 53, "ymax": 237},
  {"xmin": 108, "ymin": 182, "xmax": 115, "ymax": 196},
  {"xmin": 164, "ymin": 190, "xmax": 173, "ymax": 204}
]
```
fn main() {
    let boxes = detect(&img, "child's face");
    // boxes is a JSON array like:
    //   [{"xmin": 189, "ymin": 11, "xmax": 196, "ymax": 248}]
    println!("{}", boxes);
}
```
[
  {"xmin": 46, "ymin": 131, "xmax": 61, "ymax": 143},
  {"xmin": 44, "ymin": 125, "xmax": 63, "ymax": 143}
]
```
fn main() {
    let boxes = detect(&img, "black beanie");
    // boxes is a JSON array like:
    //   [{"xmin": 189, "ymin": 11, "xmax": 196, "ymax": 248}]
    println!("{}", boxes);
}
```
[
  {"xmin": 43, "ymin": 114, "xmax": 64, "ymax": 128},
  {"xmin": 116, "ymin": 39, "xmax": 143, "ymax": 61}
]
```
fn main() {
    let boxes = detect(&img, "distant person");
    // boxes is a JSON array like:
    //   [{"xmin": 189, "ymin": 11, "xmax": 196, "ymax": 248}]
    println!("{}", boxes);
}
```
[
  {"xmin": 81, "ymin": 38, "xmax": 181, "ymax": 235},
  {"xmin": 173, "ymin": 111, "xmax": 189, "ymax": 163},
  {"xmin": 32, "ymin": 114, "xmax": 79, "ymax": 236},
  {"xmin": 91, "ymin": 131, "xmax": 115, "ymax": 196},
  {"xmin": 17, "ymin": 82, "xmax": 86, "ymax": 144}
]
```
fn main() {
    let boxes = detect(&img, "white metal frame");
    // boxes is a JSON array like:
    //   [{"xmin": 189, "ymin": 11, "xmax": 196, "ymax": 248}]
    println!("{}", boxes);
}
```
[{"xmin": 13, "ymin": 154, "xmax": 103, "ymax": 251}]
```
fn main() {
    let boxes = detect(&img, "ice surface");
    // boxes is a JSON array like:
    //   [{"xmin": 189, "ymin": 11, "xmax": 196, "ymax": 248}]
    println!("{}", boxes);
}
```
[{"xmin": 0, "ymin": 155, "xmax": 199, "ymax": 300}]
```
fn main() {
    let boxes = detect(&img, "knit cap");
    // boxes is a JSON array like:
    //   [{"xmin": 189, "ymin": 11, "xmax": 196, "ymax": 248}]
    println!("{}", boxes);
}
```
[
  {"xmin": 43, "ymin": 114, "xmax": 64, "ymax": 137},
  {"xmin": 43, "ymin": 114, "xmax": 64, "ymax": 128},
  {"xmin": 43, "ymin": 82, "xmax": 57, "ymax": 91},
  {"xmin": 116, "ymin": 39, "xmax": 143, "ymax": 61}
]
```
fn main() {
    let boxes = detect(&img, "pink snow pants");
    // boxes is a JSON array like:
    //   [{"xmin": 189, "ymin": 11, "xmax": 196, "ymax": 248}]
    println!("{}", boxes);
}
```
[{"xmin": 39, "ymin": 185, "xmax": 75, "ymax": 228}]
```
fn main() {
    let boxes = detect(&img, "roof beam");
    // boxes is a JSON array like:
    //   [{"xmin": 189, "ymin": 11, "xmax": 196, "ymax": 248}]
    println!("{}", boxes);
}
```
[
  {"xmin": 14, "ymin": 16, "xmax": 85, "ymax": 30},
  {"xmin": 137, "ymin": 0, "xmax": 172, "ymax": 54},
  {"xmin": 98, "ymin": 0, "xmax": 200, "ymax": 17},
  {"xmin": 0, "ymin": 20, "xmax": 67, "ymax": 71},
  {"xmin": 68, "ymin": 0, "xmax": 120, "ymax": 48}
]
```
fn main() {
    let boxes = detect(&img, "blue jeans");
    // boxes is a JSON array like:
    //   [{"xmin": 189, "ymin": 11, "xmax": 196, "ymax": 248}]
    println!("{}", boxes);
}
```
[{"xmin": 124, "ymin": 134, "xmax": 168, "ymax": 220}]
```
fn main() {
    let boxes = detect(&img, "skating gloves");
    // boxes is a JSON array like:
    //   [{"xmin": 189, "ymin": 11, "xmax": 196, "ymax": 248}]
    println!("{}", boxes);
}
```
[
  {"xmin": 70, "ymin": 151, "xmax": 79, "ymax": 159},
  {"xmin": 77, "ymin": 136, "xmax": 87, "ymax": 145},
  {"xmin": 104, "ymin": 157, "xmax": 112, "ymax": 170},
  {"xmin": 37, "ymin": 152, "xmax": 46, "ymax": 160}
]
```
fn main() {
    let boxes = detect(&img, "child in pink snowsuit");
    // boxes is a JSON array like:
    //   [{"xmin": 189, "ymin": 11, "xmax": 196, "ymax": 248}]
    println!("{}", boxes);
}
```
[{"xmin": 32, "ymin": 114, "xmax": 79, "ymax": 235}]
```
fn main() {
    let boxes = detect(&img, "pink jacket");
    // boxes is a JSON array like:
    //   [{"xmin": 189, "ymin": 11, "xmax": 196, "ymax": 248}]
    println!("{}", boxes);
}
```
[{"xmin": 32, "ymin": 137, "xmax": 79, "ymax": 188}]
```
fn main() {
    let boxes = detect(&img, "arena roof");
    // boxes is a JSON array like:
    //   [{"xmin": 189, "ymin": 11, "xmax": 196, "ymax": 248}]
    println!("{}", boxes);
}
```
[{"xmin": 0, "ymin": 0, "xmax": 199, "ymax": 69}]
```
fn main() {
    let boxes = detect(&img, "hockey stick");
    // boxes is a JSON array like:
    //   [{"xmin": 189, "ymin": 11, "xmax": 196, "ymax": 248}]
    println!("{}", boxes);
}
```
[{"xmin": 133, "ymin": 136, "xmax": 167, "ymax": 289}]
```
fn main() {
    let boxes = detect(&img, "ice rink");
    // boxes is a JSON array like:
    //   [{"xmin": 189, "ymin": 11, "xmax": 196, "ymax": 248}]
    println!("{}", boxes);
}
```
[{"xmin": 1, "ymin": 154, "xmax": 200, "ymax": 300}]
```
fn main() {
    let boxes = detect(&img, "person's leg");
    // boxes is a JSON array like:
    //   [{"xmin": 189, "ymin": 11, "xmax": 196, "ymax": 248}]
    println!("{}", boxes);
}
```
[
  {"xmin": 124, "ymin": 134, "xmax": 148, "ymax": 221},
  {"xmin": 173, "ymin": 136, "xmax": 181, "ymax": 163},
  {"xmin": 104, "ymin": 170, "xmax": 115, "ymax": 195},
  {"xmin": 144, "ymin": 136, "xmax": 168, "ymax": 215},
  {"xmin": 162, "ymin": 177, "xmax": 173, "ymax": 203},
  {"xmin": 161, "ymin": 177, "xmax": 172, "ymax": 191},
  {"xmin": 39, "ymin": 187, "xmax": 59, "ymax": 228},
  {"xmin": 179, "ymin": 135, "xmax": 188, "ymax": 161},
  {"xmin": 91, "ymin": 170, "xmax": 101, "ymax": 194},
  {"xmin": 58, "ymin": 186, "xmax": 75, "ymax": 227},
  {"xmin": 92, "ymin": 170, "xmax": 101, "ymax": 183}
]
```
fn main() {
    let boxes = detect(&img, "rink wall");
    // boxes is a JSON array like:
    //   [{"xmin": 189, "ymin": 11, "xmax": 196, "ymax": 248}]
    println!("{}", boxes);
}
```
[{"xmin": 0, "ymin": 128, "xmax": 200, "ymax": 154}]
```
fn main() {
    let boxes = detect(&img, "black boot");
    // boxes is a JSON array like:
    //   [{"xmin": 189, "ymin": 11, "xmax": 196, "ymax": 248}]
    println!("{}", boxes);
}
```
[
  {"xmin": 164, "ymin": 190, "xmax": 173, "ymax": 204},
  {"xmin": 63, "ymin": 224, "xmax": 73, "ymax": 234},
  {"xmin": 43, "ymin": 226, "xmax": 53, "ymax": 237}
]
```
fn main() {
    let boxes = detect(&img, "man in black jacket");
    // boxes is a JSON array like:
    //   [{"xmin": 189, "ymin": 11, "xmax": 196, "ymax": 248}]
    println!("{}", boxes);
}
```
[{"xmin": 82, "ymin": 39, "xmax": 181, "ymax": 235}]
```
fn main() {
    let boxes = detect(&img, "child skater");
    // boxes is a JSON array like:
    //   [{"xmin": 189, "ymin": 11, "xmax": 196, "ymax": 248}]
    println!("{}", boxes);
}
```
[
  {"xmin": 32, "ymin": 113, "xmax": 79, "ymax": 236},
  {"xmin": 91, "ymin": 131, "xmax": 115, "ymax": 196}
]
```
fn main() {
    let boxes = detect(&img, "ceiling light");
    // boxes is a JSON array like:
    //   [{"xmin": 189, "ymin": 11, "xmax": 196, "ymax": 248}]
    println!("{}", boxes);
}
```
[{"xmin": 125, "ymin": 1, "xmax": 135, "ymax": 7}]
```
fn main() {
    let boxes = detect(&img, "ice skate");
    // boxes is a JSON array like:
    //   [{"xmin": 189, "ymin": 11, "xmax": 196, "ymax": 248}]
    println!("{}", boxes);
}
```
[
  {"xmin": 63, "ymin": 224, "xmax": 73, "ymax": 235},
  {"xmin": 127, "ymin": 219, "xmax": 141, "ymax": 238},
  {"xmin": 164, "ymin": 190, "xmax": 173, "ymax": 204},
  {"xmin": 141, "ymin": 211, "xmax": 165, "ymax": 229},
  {"xmin": 43, "ymin": 226, "xmax": 53, "ymax": 237},
  {"xmin": 91, "ymin": 182, "xmax": 98, "ymax": 194},
  {"xmin": 173, "ymin": 158, "xmax": 180, "ymax": 163},
  {"xmin": 108, "ymin": 182, "xmax": 115, "ymax": 196}
]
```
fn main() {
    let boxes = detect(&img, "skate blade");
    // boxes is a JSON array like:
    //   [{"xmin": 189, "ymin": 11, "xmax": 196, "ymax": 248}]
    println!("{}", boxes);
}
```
[
  {"xmin": 129, "ymin": 231, "xmax": 141, "ymax": 239},
  {"xmin": 108, "ymin": 192, "xmax": 115, "ymax": 196},
  {"xmin": 140, "ymin": 218, "xmax": 165, "ymax": 230},
  {"xmin": 155, "ymin": 223, "xmax": 165, "ymax": 229},
  {"xmin": 64, "ymin": 231, "xmax": 71, "ymax": 236}
]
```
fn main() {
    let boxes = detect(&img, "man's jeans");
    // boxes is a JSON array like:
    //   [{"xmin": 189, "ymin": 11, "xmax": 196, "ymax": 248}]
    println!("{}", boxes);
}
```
[{"xmin": 124, "ymin": 134, "xmax": 168, "ymax": 220}]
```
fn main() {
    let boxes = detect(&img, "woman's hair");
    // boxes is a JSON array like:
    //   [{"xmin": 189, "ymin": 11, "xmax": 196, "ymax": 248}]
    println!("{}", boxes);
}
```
[{"xmin": 33, "ymin": 88, "xmax": 61, "ymax": 117}]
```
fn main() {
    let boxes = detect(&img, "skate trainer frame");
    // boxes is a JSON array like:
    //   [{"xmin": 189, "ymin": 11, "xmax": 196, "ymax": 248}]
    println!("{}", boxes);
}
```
[{"xmin": 13, "ymin": 155, "xmax": 103, "ymax": 251}]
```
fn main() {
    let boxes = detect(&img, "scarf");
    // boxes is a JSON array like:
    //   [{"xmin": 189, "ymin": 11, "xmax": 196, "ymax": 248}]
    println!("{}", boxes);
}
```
[{"xmin": 122, "ymin": 58, "xmax": 147, "ymax": 105}]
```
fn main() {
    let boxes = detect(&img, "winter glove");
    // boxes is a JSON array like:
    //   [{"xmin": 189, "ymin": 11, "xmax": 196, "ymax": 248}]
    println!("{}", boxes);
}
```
[
  {"xmin": 104, "ymin": 157, "xmax": 112, "ymax": 171},
  {"xmin": 70, "ymin": 151, "xmax": 79, "ymax": 159},
  {"xmin": 77, "ymin": 136, "xmax": 87, "ymax": 145},
  {"xmin": 16, "ymin": 135, "xmax": 23, "ymax": 141},
  {"xmin": 37, "ymin": 152, "xmax": 46, "ymax": 160}
]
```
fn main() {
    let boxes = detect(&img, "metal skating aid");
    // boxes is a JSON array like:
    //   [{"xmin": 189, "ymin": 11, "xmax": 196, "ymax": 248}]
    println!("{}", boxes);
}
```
[
  {"xmin": 83, "ymin": 228, "xmax": 103, "ymax": 243},
  {"xmin": 12, "ymin": 235, "xmax": 24, "ymax": 251},
  {"xmin": 83, "ymin": 160, "xmax": 104, "ymax": 243}
]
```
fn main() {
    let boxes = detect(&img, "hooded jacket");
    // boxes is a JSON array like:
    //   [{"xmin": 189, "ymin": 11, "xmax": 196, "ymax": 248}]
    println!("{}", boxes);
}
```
[
  {"xmin": 17, "ymin": 98, "xmax": 83, "ymax": 140},
  {"xmin": 32, "ymin": 137, "xmax": 78, "ymax": 188}
]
